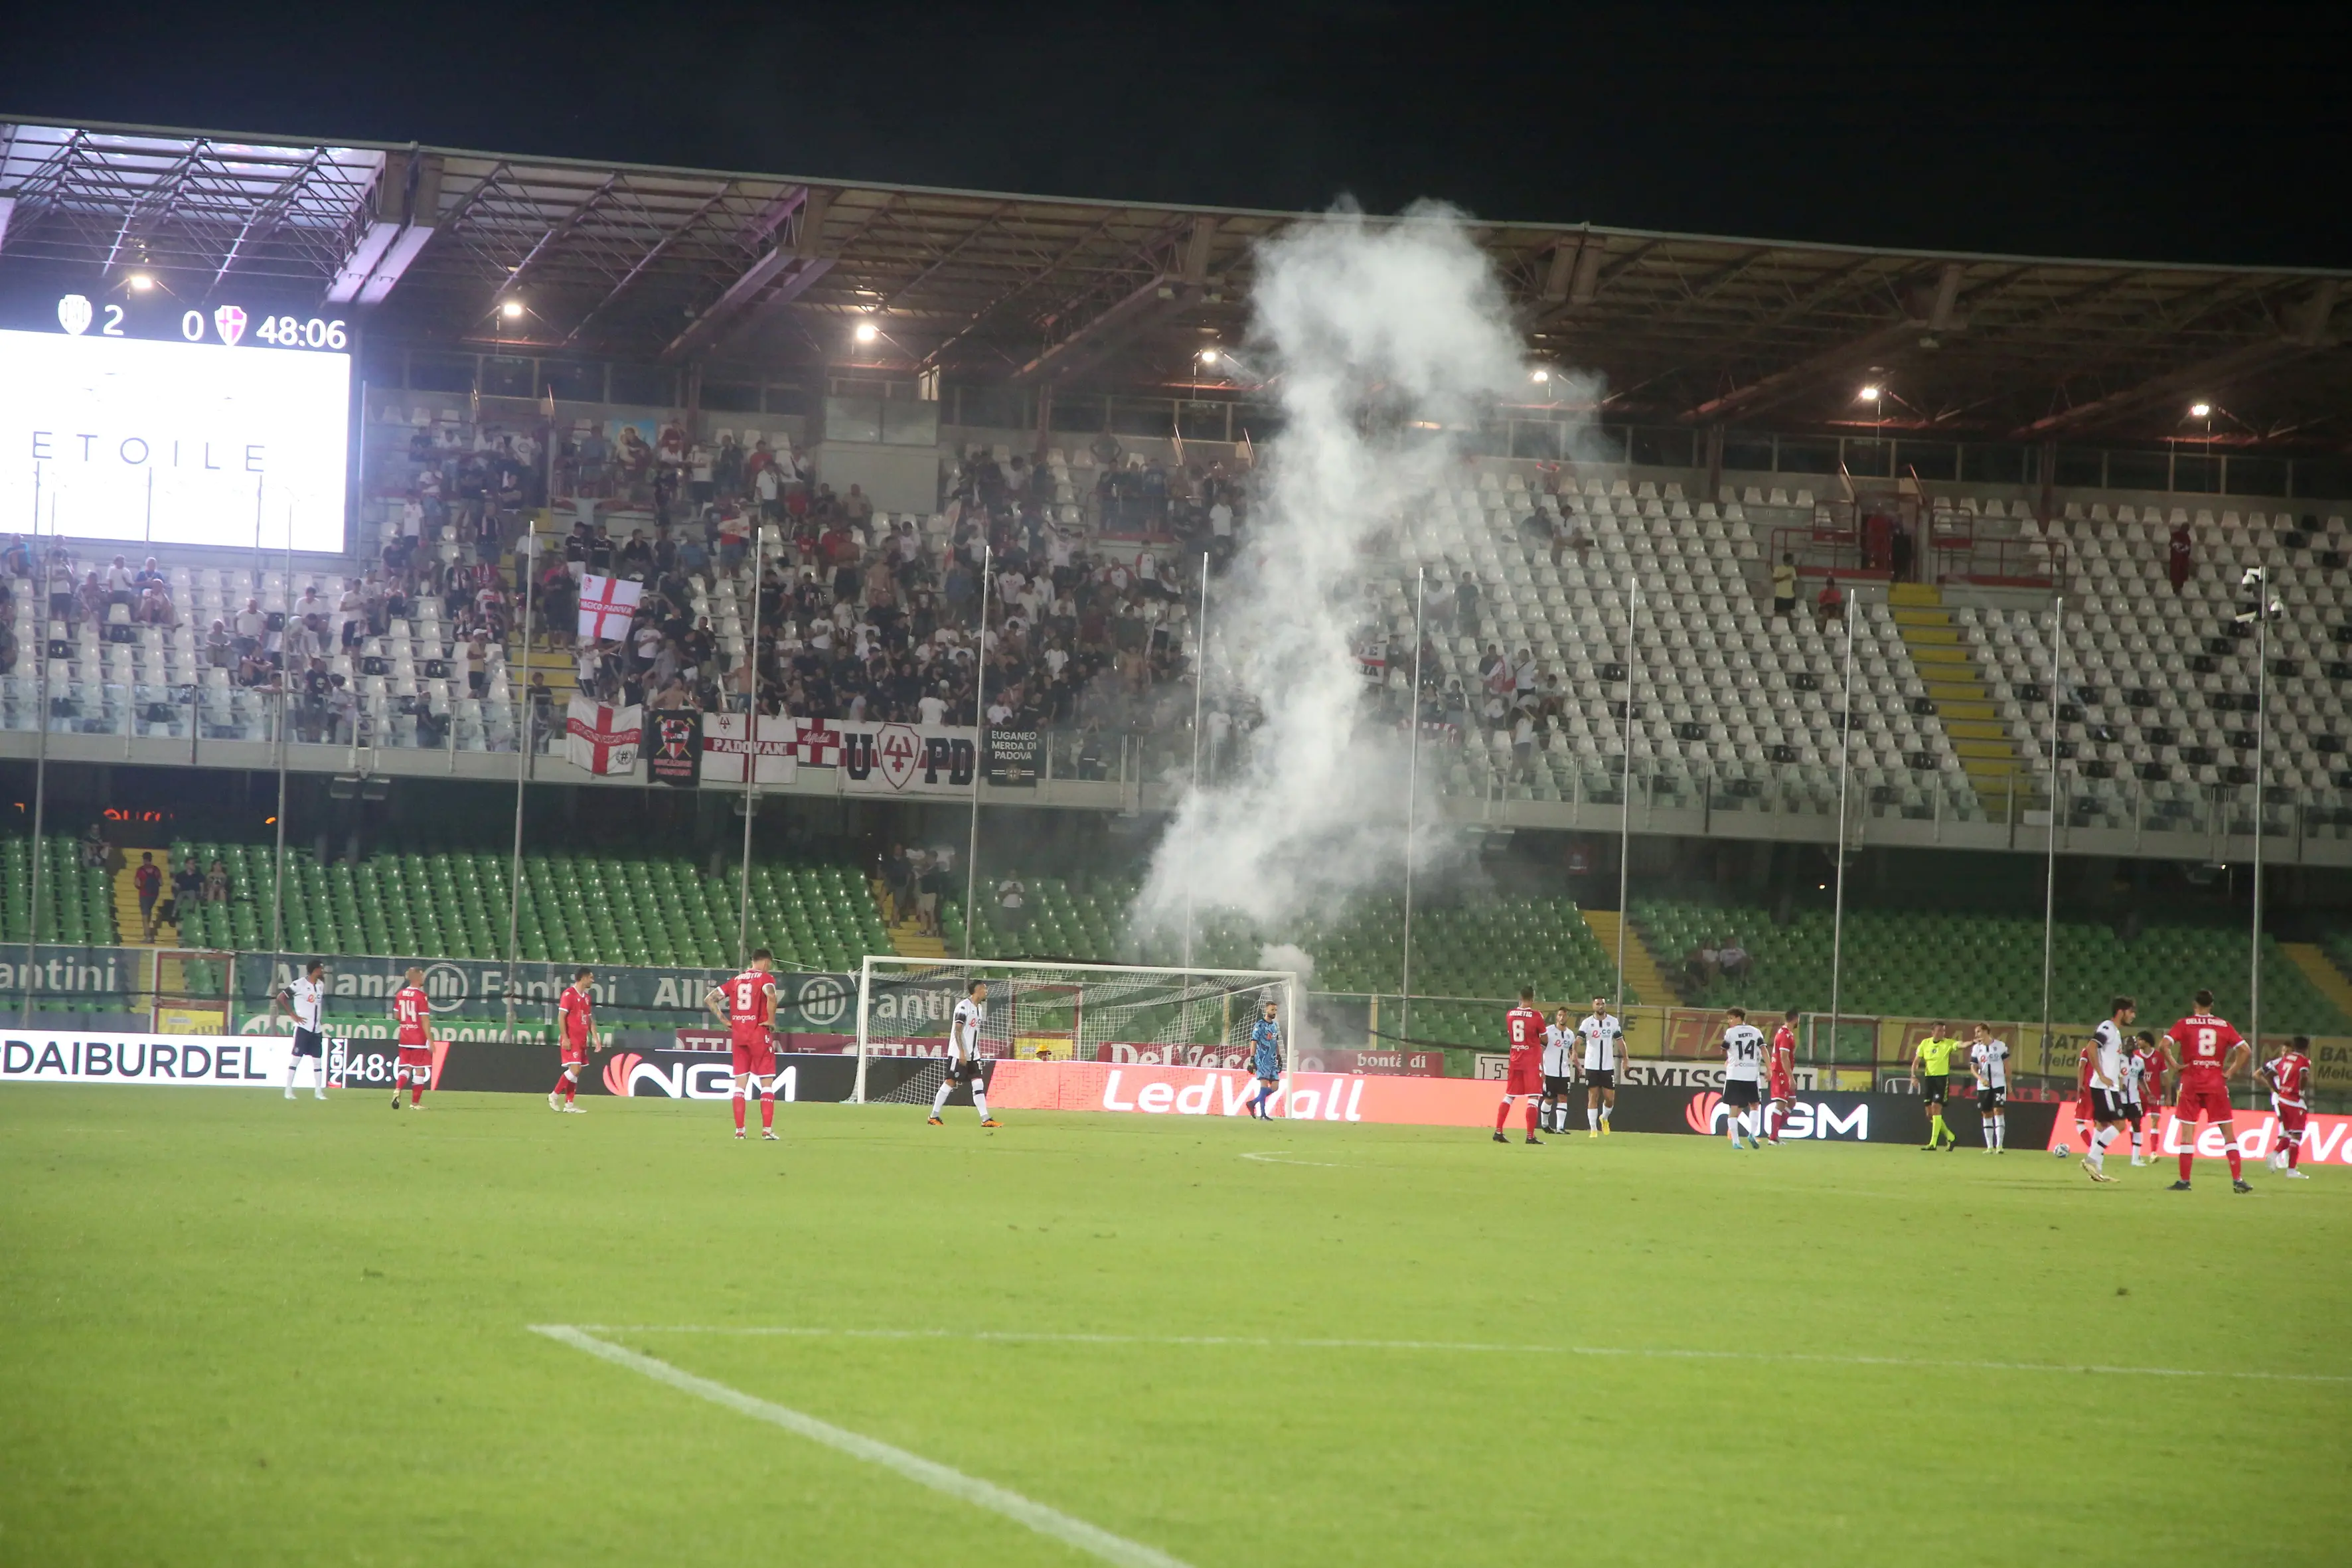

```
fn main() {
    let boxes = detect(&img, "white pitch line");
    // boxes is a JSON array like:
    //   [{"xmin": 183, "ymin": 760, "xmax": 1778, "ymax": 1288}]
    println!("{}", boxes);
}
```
[
  {"xmin": 1237, "ymin": 1151, "xmax": 1340, "ymax": 1168},
  {"xmin": 564, "ymin": 1323, "xmax": 2352, "ymax": 1387},
  {"xmin": 530, "ymin": 1326, "xmax": 1192, "ymax": 1568}
]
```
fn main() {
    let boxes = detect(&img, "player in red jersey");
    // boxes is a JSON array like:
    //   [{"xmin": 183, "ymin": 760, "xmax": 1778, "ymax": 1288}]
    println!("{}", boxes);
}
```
[
  {"xmin": 2163, "ymin": 988, "xmax": 2252, "ymax": 1192},
  {"xmin": 550, "ymin": 967, "xmax": 597, "ymax": 1113},
  {"xmin": 1764, "ymin": 1006, "xmax": 1798, "ymax": 1144},
  {"xmin": 1494, "ymin": 986, "xmax": 1545, "ymax": 1145},
  {"xmin": 389, "ymin": 967, "xmax": 434, "ymax": 1109},
  {"xmin": 2260, "ymin": 1036, "xmax": 2313, "ymax": 1178},
  {"xmin": 704, "ymin": 949, "xmax": 781, "ymax": 1141}
]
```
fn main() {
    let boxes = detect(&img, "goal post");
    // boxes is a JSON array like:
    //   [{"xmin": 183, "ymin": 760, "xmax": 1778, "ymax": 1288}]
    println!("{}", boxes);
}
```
[{"xmin": 852, "ymin": 955, "xmax": 1302, "ymax": 1104}]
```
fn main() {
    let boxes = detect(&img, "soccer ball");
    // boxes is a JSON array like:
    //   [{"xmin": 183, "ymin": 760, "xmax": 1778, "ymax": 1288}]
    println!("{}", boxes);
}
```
[{"xmin": 2052, "ymin": 1144, "xmax": 2071, "ymax": 1157}]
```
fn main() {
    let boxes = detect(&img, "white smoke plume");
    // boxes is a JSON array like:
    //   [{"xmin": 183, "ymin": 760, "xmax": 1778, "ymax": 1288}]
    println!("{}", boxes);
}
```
[{"xmin": 1135, "ymin": 200, "xmax": 1591, "ymax": 937}]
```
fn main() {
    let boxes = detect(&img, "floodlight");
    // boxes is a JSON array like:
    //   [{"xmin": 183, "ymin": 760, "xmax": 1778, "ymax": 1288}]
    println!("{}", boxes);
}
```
[
  {"xmin": 2189, "ymin": 402, "xmax": 2213, "ymax": 419},
  {"xmin": 1198, "ymin": 347, "xmax": 1219, "ymax": 364},
  {"xmin": 1530, "ymin": 368, "xmax": 1551, "ymax": 384},
  {"xmin": 500, "ymin": 299, "xmax": 524, "ymax": 319},
  {"xmin": 1857, "ymin": 384, "xmax": 1883, "ymax": 402},
  {"xmin": 853, "ymin": 321, "xmax": 880, "ymax": 344},
  {"xmin": 127, "ymin": 274, "xmax": 154, "ymax": 291}
]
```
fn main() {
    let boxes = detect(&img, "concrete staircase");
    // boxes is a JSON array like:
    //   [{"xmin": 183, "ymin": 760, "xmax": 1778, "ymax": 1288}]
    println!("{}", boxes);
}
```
[
  {"xmin": 1579, "ymin": 908, "xmax": 1679, "ymax": 1008},
  {"xmin": 1889, "ymin": 582, "xmax": 2025, "ymax": 817},
  {"xmin": 110, "ymin": 859, "xmax": 175, "ymax": 948},
  {"xmin": 869, "ymin": 878, "xmax": 949, "ymax": 959},
  {"xmin": 2280, "ymin": 943, "xmax": 2352, "ymax": 1028}
]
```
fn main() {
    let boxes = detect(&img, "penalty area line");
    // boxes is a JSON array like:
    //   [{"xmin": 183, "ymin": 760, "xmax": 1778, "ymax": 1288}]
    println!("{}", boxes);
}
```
[
  {"xmin": 563, "ymin": 1324, "xmax": 2352, "ymax": 1387},
  {"xmin": 528, "ymin": 1326, "xmax": 1192, "ymax": 1568},
  {"xmin": 1237, "ymin": 1151, "xmax": 1340, "ymax": 1168}
]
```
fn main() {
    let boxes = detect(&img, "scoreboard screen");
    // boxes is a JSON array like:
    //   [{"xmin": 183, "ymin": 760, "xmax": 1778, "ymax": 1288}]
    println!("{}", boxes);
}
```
[{"xmin": 1, "ymin": 290, "xmax": 353, "ymax": 554}]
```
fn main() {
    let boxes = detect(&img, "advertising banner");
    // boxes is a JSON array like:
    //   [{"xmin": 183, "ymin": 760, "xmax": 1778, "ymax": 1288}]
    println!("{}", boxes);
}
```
[
  {"xmin": 840, "ymin": 721, "xmax": 977, "ymax": 797},
  {"xmin": 2043, "ymin": 1100, "xmax": 2352, "ymax": 1165},
  {"xmin": 701, "ymin": 712, "xmax": 799, "ymax": 785},
  {"xmin": 644, "ymin": 709, "xmax": 703, "ymax": 787},
  {"xmin": 566, "ymin": 696, "xmax": 641, "ymax": 775},
  {"xmin": 1091, "ymin": 1042, "xmax": 1444, "ymax": 1075},
  {"xmin": 984, "ymin": 726, "xmax": 1040, "ymax": 787},
  {"xmin": 3, "ymin": 1032, "xmax": 295, "ymax": 1087},
  {"xmin": 983, "ymin": 1060, "xmax": 2059, "ymax": 1146}
]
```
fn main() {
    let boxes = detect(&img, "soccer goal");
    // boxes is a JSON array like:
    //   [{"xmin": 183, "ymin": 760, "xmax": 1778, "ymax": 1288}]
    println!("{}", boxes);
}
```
[{"xmin": 851, "ymin": 955, "xmax": 1302, "ymax": 1104}]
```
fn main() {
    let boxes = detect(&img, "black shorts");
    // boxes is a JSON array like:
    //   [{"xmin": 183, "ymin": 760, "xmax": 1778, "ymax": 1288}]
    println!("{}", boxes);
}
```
[
  {"xmin": 291, "ymin": 1028, "xmax": 324, "ymax": 1059},
  {"xmin": 1543, "ymin": 1074, "xmax": 1575, "ymax": 1098},
  {"xmin": 1721, "ymin": 1078, "xmax": 1760, "ymax": 1108},
  {"xmin": 2120, "ymin": 1097, "xmax": 2144, "ymax": 1125},
  {"xmin": 2087, "ymin": 1087, "xmax": 2122, "ymax": 1122},
  {"xmin": 1920, "ymin": 1073, "xmax": 1948, "ymax": 1101},
  {"xmin": 1977, "ymin": 1085, "xmax": 2005, "ymax": 1109},
  {"xmin": 947, "ymin": 1058, "xmax": 984, "ymax": 1085},
  {"xmin": 1585, "ymin": 1067, "xmax": 1614, "ymax": 1091}
]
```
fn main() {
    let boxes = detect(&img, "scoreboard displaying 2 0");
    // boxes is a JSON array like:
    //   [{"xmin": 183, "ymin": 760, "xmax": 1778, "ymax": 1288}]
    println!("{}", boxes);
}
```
[{"xmin": 3, "ymin": 289, "xmax": 354, "ymax": 554}]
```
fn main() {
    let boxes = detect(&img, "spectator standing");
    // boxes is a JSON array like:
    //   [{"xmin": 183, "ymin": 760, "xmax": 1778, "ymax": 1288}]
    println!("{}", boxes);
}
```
[
  {"xmin": 1772, "ymin": 554, "xmax": 1798, "ymax": 619},
  {"xmin": 2168, "ymin": 522, "xmax": 2193, "ymax": 595}
]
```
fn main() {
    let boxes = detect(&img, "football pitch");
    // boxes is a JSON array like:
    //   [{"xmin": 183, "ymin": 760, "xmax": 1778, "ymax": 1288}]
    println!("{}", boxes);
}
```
[{"xmin": 3, "ymin": 1088, "xmax": 2345, "ymax": 1566}]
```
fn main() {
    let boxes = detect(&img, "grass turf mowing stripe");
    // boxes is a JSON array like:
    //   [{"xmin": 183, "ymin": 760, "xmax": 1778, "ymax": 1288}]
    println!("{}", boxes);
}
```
[
  {"xmin": 530, "ymin": 1325, "xmax": 1194, "ymax": 1568},
  {"xmin": 571, "ymin": 1324, "xmax": 2351, "ymax": 1385}
]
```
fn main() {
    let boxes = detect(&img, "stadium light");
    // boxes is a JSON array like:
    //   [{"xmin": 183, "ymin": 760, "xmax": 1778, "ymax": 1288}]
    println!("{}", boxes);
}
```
[
  {"xmin": 853, "ymin": 320, "xmax": 880, "ymax": 345},
  {"xmin": 1529, "ymin": 368, "xmax": 1551, "ymax": 384},
  {"xmin": 2189, "ymin": 401, "xmax": 2213, "ymax": 419},
  {"xmin": 1857, "ymin": 384, "xmax": 1883, "ymax": 402},
  {"xmin": 127, "ymin": 274, "xmax": 153, "ymax": 291},
  {"xmin": 1198, "ymin": 347, "xmax": 1219, "ymax": 365},
  {"xmin": 500, "ymin": 299, "xmax": 524, "ymax": 319}
]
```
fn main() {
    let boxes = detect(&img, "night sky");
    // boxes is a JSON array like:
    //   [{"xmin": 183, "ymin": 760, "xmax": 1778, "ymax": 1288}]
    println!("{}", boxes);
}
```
[{"xmin": 5, "ymin": 1, "xmax": 2347, "ymax": 267}]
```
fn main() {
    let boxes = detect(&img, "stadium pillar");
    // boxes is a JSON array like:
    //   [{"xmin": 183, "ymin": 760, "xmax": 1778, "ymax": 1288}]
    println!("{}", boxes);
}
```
[
  {"xmin": 23, "ymin": 498, "xmax": 48, "ymax": 1027},
  {"xmin": 1703, "ymin": 425, "xmax": 1723, "ymax": 509},
  {"xmin": 963, "ymin": 544, "xmax": 992, "ymax": 957},
  {"xmin": 503, "ymin": 514, "xmax": 538, "ymax": 1044},
  {"xmin": 2037, "ymin": 599, "xmax": 2064, "ymax": 1081},
  {"xmin": 1613, "ymin": 579, "xmax": 1638, "ymax": 1022},
  {"xmin": 2250, "ymin": 566, "xmax": 2277, "ymax": 1058},
  {"xmin": 735, "ymin": 525, "xmax": 767, "ymax": 967},
  {"xmin": 1826, "ymin": 606, "xmax": 1856, "ymax": 1073},
  {"xmin": 1182, "ymin": 553, "xmax": 1209, "ymax": 973},
  {"xmin": 1401, "ymin": 568, "xmax": 1427, "ymax": 1043},
  {"xmin": 268, "ymin": 503, "xmax": 293, "ymax": 962}
]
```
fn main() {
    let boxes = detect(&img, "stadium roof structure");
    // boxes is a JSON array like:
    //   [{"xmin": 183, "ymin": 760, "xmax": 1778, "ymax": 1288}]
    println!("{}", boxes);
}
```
[{"xmin": 3, "ymin": 117, "xmax": 2347, "ymax": 449}]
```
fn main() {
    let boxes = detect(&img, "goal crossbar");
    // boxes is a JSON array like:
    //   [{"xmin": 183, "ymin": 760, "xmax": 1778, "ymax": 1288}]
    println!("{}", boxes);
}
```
[{"xmin": 852, "ymin": 954, "xmax": 1301, "ymax": 1103}]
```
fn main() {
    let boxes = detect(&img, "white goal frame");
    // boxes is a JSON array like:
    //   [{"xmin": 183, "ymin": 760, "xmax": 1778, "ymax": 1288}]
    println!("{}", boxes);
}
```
[{"xmin": 851, "ymin": 954, "xmax": 1302, "ymax": 1103}]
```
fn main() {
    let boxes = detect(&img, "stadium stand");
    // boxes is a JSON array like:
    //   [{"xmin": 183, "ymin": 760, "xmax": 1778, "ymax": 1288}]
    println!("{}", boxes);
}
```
[
  {"xmin": 1630, "ymin": 895, "xmax": 2352, "ymax": 1036},
  {"xmin": 0, "ymin": 834, "xmax": 118, "ymax": 945}
]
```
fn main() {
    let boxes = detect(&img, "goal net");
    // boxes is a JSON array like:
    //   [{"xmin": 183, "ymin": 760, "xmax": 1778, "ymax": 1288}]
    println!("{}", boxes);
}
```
[{"xmin": 852, "ymin": 956, "xmax": 1301, "ymax": 1104}]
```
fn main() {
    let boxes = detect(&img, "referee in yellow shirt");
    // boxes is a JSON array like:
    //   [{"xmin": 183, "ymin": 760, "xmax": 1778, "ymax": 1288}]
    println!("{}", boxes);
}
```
[{"xmin": 1912, "ymin": 1024, "xmax": 1964, "ymax": 1150}]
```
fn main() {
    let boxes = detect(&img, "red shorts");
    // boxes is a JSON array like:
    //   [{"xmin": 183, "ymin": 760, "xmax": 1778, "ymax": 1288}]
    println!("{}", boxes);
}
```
[
  {"xmin": 2173, "ymin": 1080, "xmax": 2234, "ymax": 1125},
  {"xmin": 2276, "ymin": 1103, "xmax": 2308, "ymax": 1138},
  {"xmin": 730, "ymin": 1026, "xmax": 775, "ymax": 1077},
  {"xmin": 560, "ymin": 1035, "xmax": 588, "ymax": 1067},
  {"xmin": 397, "ymin": 1045, "xmax": 433, "ymax": 1070},
  {"xmin": 1768, "ymin": 1073, "xmax": 1794, "ymax": 1102},
  {"xmin": 1506, "ymin": 1059, "xmax": 1543, "ymax": 1096}
]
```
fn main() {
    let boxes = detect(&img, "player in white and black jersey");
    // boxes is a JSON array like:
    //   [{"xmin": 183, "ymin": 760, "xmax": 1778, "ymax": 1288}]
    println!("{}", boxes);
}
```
[
  {"xmin": 272, "ymin": 959, "xmax": 329, "ymax": 1100},
  {"xmin": 2079, "ymin": 998, "xmax": 2136, "ymax": 1183},
  {"xmin": 1539, "ymin": 1008, "xmax": 1577, "ymax": 1135},
  {"xmin": 1577, "ymin": 996, "xmax": 1625, "ymax": 1138},
  {"xmin": 927, "ymin": 980, "xmax": 1000, "ymax": 1129},
  {"xmin": 1719, "ymin": 1008, "xmax": 1766, "ymax": 1150},
  {"xmin": 1966, "ymin": 1023, "xmax": 2009, "ymax": 1152}
]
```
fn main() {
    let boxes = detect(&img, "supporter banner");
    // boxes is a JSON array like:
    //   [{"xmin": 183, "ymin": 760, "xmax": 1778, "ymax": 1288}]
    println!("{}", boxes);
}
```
[
  {"xmin": 576, "ymin": 573, "xmax": 641, "ymax": 641},
  {"xmin": 701, "ymin": 712, "xmax": 799, "ymax": 785},
  {"xmin": 840, "ymin": 721, "xmax": 977, "ymax": 797},
  {"xmin": 2043, "ymin": 1100, "xmax": 2352, "ymax": 1165},
  {"xmin": 985, "ymin": 726, "xmax": 1040, "ymax": 787},
  {"xmin": 645, "ymin": 709, "xmax": 702, "ymax": 786},
  {"xmin": 984, "ymin": 1061, "xmax": 2059, "ymax": 1146},
  {"xmin": 566, "ymin": 696, "xmax": 641, "ymax": 775}
]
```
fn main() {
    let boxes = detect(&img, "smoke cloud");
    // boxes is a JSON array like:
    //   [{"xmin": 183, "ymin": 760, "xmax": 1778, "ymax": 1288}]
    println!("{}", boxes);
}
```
[{"xmin": 1135, "ymin": 201, "xmax": 1588, "ymax": 938}]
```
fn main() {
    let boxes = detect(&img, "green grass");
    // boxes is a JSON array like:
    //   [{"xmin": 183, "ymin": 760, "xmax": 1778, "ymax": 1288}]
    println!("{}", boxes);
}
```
[{"xmin": 2, "ymin": 1088, "xmax": 2346, "ymax": 1567}]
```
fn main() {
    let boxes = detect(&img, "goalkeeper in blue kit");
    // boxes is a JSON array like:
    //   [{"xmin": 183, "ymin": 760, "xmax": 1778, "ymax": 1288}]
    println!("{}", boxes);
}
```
[{"xmin": 1246, "ymin": 999, "xmax": 1283, "ymax": 1119}]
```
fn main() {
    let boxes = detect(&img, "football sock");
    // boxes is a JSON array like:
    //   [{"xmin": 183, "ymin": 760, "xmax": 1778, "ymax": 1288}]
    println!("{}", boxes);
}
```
[
  {"xmin": 1930, "ymin": 1113, "xmax": 1947, "ymax": 1144},
  {"xmin": 1587, "ymin": 1108, "xmax": 1599, "ymax": 1132},
  {"xmin": 2179, "ymin": 1148, "xmax": 2195, "ymax": 1182},
  {"xmin": 2288, "ymin": 1138, "xmax": 2302, "ymax": 1169},
  {"xmin": 930, "ymin": 1079, "xmax": 954, "ymax": 1118},
  {"xmin": 410, "ymin": 1080, "xmax": 424, "ymax": 1107},
  {"xmin": 2087, "ymin": 1127, "xmax": 2111, "ymax": 1170},
  {"xmin": 759, "ymin": 1091, "xmax": 774, "ymax": 1131},
  {"xmin": 1524, "ymin": 1101, "xmax": 1538, "ymax": 1135},
  {"xmin": 2128, "ymin": 1129, "xmax": 2141, "ymax": 1156},
  {"xmin": 1992, "ymin": 1115, "xmax": 2005, "ymax": 1150},
  {"xmin": 1495, "ymin": 1099, "xmax": 1512, "ymax": 1131},
  {"xmin": 973, "ymin": 1087, "xmax": 990, "ymax": 1121},
  {"xmin": 563, "ymin": 1070, "xmax": 578, "ymax": 1105},
  {"xmin": 551, "ymin": 1071, "xmax": 569, "ymax": 1098},
  {"xmin": 1599, "ymin": 1103, "xmax": 1612, "ymax": 1127},
  {"xmin": 2225, "ymin": 1144, "xmax": 2242, "ymax": 1180},
  {"xmin": 732, "ymin": 1093, "xmax": 746, "ymax": 1133}
]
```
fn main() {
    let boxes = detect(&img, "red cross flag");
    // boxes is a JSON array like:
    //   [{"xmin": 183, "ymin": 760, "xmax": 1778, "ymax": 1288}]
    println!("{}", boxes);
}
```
[
  {"xmin": 576, "ymin": 573, "xmax": 641, "ymax": 642},
  {"xmin": 791, "ymin": 718, "xmax": 842, "ymax": 767}
]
